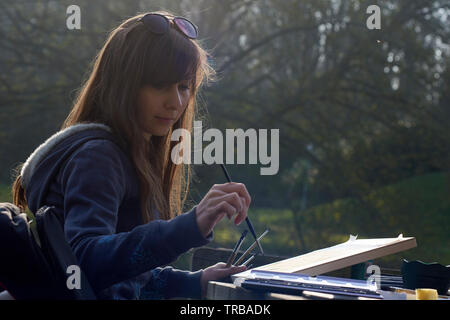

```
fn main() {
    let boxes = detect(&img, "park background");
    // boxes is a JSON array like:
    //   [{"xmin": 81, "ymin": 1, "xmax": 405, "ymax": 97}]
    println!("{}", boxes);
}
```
[{"xmin": 0, "ymin": 0, "xmax": 449, "ymax": 274}]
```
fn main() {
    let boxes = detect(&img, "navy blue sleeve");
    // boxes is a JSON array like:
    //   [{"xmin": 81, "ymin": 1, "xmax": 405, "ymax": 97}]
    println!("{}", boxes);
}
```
[{"xmin": 60, "ymin": 139, "xmax": 211, "ymax": 292}]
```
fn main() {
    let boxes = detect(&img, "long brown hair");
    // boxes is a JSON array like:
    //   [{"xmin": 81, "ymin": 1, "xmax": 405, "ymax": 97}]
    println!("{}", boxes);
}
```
[{"xmin": 12, "ymin": 11, "xmax": 215, "ymax": 223}]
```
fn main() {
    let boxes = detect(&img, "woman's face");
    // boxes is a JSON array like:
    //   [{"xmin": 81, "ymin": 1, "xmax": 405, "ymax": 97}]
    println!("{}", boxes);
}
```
[{"xmin": 136, "ymin": 81, "xmax": 191, "ymax": 138}]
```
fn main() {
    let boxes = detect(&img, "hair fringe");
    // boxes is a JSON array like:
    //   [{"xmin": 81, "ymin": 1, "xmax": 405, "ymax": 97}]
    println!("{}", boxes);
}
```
[{"xmin": 12, "ymin": 174, "xmax": 28, "ymax": 212}]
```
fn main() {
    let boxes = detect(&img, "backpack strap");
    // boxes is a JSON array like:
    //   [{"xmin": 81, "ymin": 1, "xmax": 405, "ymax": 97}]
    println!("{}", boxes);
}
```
[{"xmin": 0, "ymin": 203, "xmax": 55, "ymax": 299}]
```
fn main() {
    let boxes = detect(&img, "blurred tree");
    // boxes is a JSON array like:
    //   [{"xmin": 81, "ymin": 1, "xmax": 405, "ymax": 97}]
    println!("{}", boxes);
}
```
[{"xmin": 195, "ymin": 0, "xmax": 450, "ymax": 202}]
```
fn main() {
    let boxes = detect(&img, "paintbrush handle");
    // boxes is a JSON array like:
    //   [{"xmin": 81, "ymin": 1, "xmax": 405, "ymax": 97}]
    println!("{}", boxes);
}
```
[
  {"xmin": 225, "ymin": 230, "xmax": 247, "ymax": 267},
  {"xmin": 235, "ymin": 243, "xmax": 257, "ymax": 266},
  {"xmin": 235, "ymin": 229, "xmax": 269, "ymax": 265},
  {"xmin": 220, "ymin": 164, "xmax": 263, "ymax": 254},
  {"xmin": 245, "ymin": 217, "xmax": 262, "ymax": 252},
  {"xmin": 220, "ymin": 164, "xmax": 232, "ymax": 182},
  {"xmin": 242, "ymin": 254, "xmax": 256, "ymax": 267}
]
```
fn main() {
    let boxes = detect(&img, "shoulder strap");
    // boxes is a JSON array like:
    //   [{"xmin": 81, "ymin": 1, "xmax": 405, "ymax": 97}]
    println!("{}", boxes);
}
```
[{"xmin": 35, "ymin": 205, "xmax": 97, "ymax": 300}]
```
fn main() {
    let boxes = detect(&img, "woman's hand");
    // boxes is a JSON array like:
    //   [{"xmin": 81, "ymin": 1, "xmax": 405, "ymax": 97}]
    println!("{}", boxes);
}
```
[
  {"xmin": 195, "ymin": 182, "xmax": 251, "ymax": 238},
  {"xmin": 200, "ymin": 262, "xmax": 247, "ymax": 298}
]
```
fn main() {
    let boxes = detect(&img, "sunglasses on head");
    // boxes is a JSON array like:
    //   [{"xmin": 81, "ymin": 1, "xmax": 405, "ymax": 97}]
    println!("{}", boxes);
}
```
[{"xmin": 138, "ymin": 13, "xmax": 198, "ymax": 39}]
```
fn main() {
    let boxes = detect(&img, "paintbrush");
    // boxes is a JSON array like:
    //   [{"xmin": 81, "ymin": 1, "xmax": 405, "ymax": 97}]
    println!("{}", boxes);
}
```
[
  {"xmin": 234, "ymin": 229, "xmax": 269, "ymax": 265},
  {"xmin": 226, "ymin": 229, "xmax": 248, "ymax": 268},
  {"xmin": 220, "ymin": 163, "xmax": 264, "ymax": 255}
]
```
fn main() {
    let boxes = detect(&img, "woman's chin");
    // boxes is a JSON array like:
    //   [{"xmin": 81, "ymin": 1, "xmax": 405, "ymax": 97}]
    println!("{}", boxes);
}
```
[{"xmin": 151, "ymin": 128, "xmax": 172, "ymax": 137}]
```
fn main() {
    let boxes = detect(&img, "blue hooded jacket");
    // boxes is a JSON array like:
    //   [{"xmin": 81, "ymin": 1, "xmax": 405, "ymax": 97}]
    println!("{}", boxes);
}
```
[{"xmin": 20, "ymin": 123, "xmax": 212, "ymax": 299}]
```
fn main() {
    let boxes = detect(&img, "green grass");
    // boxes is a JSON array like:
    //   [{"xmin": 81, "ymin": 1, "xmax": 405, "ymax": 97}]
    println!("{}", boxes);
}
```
[
  {"xmin": 305, "ymin": 171, "xmax": 450, "ymax": 266},
  {"xmin": 210, "ymin": 171, "xmax": 450, "ymax": 270},
  {"xmin": 0, "ymin": 184, "xmax": 12, "ymax": 203}
]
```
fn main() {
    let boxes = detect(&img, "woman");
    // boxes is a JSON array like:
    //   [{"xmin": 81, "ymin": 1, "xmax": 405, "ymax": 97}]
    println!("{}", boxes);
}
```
[{"xmin": 11, "ymin": 11, "xmax": 251, "ymax": 299}]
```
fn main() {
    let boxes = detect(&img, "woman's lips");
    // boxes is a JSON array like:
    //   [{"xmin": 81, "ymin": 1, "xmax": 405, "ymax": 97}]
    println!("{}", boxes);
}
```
[{"xmin": 155, "ymin": 116, "xmax": 175, "ymax": 124}]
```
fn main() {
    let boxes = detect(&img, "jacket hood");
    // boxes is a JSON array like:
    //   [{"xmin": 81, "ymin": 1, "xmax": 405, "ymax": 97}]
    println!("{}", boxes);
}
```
[{"xmin": 21, "ymin": 123, "xmax": 114, "ymax": 212}]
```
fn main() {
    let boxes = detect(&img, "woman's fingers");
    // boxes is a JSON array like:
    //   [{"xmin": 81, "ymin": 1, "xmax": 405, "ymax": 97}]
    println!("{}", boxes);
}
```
[
  {"xmin": 209, "ymin": 192, "xmax": 245, "ymax": 217},
  {"xmin": 212, "ymin": 201, "xmax": 236, "ymax": 220},
  {"xmin": 212, "ymin": 183, "xmax": 251, "ymax": 208},
  {"xmin": 208, "ymin": 183, "xmax": 251, "ymax": 222},
  {"xmin": 195, "ymin": 182, "xmax": 251, "ymax": 238},
  {"xmin": 208, "ymin": 262, "xmax": 247, "ymax": 279},
  {"xmin": 200, "ymin": 263, "xmax": 247, "ymax": 297}
]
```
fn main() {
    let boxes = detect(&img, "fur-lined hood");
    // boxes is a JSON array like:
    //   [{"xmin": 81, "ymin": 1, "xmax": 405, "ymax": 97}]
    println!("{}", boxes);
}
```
[
  {"xmin": 20, "ymin": 123, "xmax": 118, "ymax": 212},
  {"xmin": 21, "ymin": 123, "xmax": 111, "ymax": 189}
]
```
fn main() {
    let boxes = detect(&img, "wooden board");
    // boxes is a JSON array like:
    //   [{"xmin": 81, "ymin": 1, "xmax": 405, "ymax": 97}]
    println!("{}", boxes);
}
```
[{"xmin": 248, "ymin": 235, "xmax": 417, "ymax": 276}]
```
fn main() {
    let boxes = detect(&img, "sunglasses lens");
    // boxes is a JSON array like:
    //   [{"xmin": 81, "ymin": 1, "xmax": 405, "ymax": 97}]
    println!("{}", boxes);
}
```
[
  {"xmin": 141, "ymin": 14, "xmax": 169, "ymax": 34},
  {"xmin": 174, "ymin": 18, "xmax": 198, "ymax": 39}
]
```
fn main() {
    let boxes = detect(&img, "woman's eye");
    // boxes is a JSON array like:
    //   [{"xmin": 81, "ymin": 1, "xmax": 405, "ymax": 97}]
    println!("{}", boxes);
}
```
[{"xmin": 179, "ymin": 83, "xmax": 191, "ymax": 91}]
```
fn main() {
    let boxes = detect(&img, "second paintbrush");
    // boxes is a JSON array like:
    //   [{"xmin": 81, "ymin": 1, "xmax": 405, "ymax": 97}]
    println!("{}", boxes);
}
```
[
  {"xmin": 219, "ymin": 164, "xmax": 264, "ymax": 255},
  {"xmin": 226, "ymin": 229, "xmax": 248, "ymax": 268}
]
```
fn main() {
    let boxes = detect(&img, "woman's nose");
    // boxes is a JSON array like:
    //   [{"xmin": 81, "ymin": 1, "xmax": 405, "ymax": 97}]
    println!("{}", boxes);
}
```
[{"xmin": 166, "ymin": 85, "xmax": 183, "ymax": 110}]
